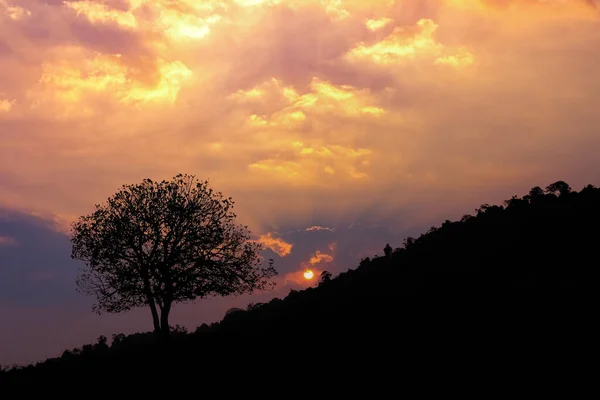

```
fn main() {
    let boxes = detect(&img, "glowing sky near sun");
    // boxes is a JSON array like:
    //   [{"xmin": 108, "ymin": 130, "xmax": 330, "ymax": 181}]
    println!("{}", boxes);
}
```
[{"xmin": 1, "ymin": 0, "xmax": 600, "ymax": 365}]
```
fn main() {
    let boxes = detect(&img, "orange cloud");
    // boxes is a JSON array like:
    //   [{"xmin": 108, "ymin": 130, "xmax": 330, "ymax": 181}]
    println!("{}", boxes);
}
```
[
  {"xmin": 309, "ymin": 250, "xmax": 333, "ymax": 265},
  {"xmin": 257, "ymin": 232, "xmax": 293, "ymax": 257},
  {"xmin": 309, "ymin": 243, "xmax": 336, "ymax": 265}
]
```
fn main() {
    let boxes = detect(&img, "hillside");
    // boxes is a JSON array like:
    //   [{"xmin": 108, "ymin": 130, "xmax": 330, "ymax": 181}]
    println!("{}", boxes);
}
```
[{"xmin": 1, "ymin": 180, "xmax": 597, "ymax": 385}]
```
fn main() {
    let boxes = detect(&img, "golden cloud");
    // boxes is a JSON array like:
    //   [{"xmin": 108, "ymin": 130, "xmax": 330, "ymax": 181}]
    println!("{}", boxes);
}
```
[
  {"xmin": 29, "ymin": 48, "xmax": 192, "ymax": 117},
  {"xmin": 230, "ymin": 77, "xmax": 386, "ymax": 121},
  {"xmin": 0, "ymin": 0, "xmax": 31, "ymax": 20},
  {"xmin": 309, "ymin": 249, "xmax": 334, "ymax": 265},
  {"xmin": 347, "ymin": 18, "xmax": 475, "ymax": 68},
  {"xmin": 0, "ymin": 99, "xmax": 13, "ymax": 112},
  {"xmin": 366, "ymin": 17, "xmax": 393, "ymax": 31},
  {"xmin": 257, "ymin": 232, "xmax": 293, "ymax": 257},
  {"xmin": 248, "ymin": 141, "xmax": 372, "ymax": 183},
  {"xmin": 64, "ymin": 1, "xmax": 138, "ymax": 29},
  {"xmin": 434, "ymin": 48, "xmax": 475, "ymax": 67},
  {"xmin": 320, "ymin": 0, "xmax": 351, "ymax": 20},
  {"xmin": 227, "ymin": 76, "xmax": 382, "ymax": 184},
  {"xmin": 64, "ymin": 0, "xmax": 223, "ymax": 39}
]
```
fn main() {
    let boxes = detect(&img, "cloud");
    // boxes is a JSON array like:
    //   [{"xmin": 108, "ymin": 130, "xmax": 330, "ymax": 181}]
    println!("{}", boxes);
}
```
[
  {"xmin": 34, "ymin": 51, "xmax": 192, "ymax": 113},
  {"xmin": 63, "ymin": 1, "xmax": 138, "ymax": 29},
  {"xmin": 0, "ymin": 99, "xmax": 13, "ymax": 112},
  {"xmin": 309, "ymin": 243, "xmax": 336, "ymax": 265},
  {"xmin": 306, "ymin": 225, "xmax": 335, "ymax": 232},
  {"xmin": 366, "ymin": 17, "xmax": 392, "ymax": 31},
  {"xmin": 347, "ymin": 18, "xmax": 475, "ymax": 68},
  {"xmin": 257, "ymin": 232, "xmax": 293, "ymax": 257},
  {"xmin": 0, "ymin": 0, "xmax": 31, "ymax": 20}
]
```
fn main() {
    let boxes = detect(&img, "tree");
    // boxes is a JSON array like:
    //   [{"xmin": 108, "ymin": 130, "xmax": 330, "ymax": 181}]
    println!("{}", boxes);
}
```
[
  {"xmin": 529, "ymin": 186, "xmax": 545, "ymax": 198},
  {"xmin": 524, "ymin": 186, "xmax": 545, "ymax": 203},
  {"xmin": 319, "ymin": 271, "xmax": 332, "ymax": 285},
  {"xmin": 225, "ymin": 307, "xmax": 245, "ymax": 316},
  {"xmin": 403, "ymin": 237, "xmax": 415, "ymax": 249},
  {"xmin": 384, "ymin": 244, "xmax": 393, "ymax": 258},
  {"xmin": 545, "ymin": 181, "xmax": 571, "ymax": 196},
  {"xmin": 111, "ymin": 333, "xmax": 126, "ymax": 347},
  {"xmin": 71, "ymin": 174, "xmax": 277, "ymax": 341},
  {"xmin": 460, "ymin": 214, "xmax": 474, "ymax": 223},
  {"xmin": 96, "ymin": 335, "xmax": 108, "ymax": 349},
  {"xmin": 247, "ymin": 302, "xmax": 265, "ymax": 311}
]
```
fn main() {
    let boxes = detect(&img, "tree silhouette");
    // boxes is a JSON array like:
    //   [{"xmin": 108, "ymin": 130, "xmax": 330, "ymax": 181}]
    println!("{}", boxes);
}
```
[
  {"xmin": 96, "ymin": 336, "xmax": 108, "ymax": 348},
  {"xmin": 524, "ymin": 186, "xmax": 545, "ymax": 203},
  {"xmin": 384, "ymin": 244, "xmax": 393, "ymax": 258},
  {"xmin": 70, "ymin": 174, "xmax": 277, "ymax": 340},
  {"xmin": 319, "ymin": 270, "xmax": 332, "ymax": 285},
  {"xmin": 545, "ymin": 181, "xmax": 571, "ymax": 196},
  {"xmin": 529, "ymin": 186, "xmax": 544, "ymax": 198}
]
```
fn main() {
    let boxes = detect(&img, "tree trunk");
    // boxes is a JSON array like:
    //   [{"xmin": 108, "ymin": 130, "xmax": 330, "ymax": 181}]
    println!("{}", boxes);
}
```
[
  {"xmin": 159, "ymin": 302, "xmax": 172, "ymax": 343},
  {"xmin": 141, "ymin": 270, "xmax": 161, "ymax": 338},
  {"xmin": 148, "ymin": 298, "xmax": 161, "ymax": 337}
]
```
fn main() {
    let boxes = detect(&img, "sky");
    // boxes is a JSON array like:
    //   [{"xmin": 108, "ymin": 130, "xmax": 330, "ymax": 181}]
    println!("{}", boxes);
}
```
[{"xmin": 1, "ymin": 0, "xmax": 600, "ymax": 365}]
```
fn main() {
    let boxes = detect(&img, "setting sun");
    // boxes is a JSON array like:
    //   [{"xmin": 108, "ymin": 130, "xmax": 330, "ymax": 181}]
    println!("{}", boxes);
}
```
[{"xmin": 303, "ymin": 269, "xmax": 314, "ymax": 280}]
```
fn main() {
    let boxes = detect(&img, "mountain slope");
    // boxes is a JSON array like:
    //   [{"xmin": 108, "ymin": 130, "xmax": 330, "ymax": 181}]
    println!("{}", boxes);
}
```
[{"xmin": 2, "ymin": 181, "xmax": 597, "ymax": 385}]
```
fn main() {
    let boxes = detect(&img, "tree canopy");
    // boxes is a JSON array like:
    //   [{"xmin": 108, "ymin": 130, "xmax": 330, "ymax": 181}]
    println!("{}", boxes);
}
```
[{"xmin": 70, "ymin": 174, "xmax": 277, "ymax": 339}]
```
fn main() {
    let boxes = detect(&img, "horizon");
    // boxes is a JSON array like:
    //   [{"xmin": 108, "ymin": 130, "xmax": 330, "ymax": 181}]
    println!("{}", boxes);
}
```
[{"xmin": 2, "ymin": 0, "xmax": 600, "ymax": 366}]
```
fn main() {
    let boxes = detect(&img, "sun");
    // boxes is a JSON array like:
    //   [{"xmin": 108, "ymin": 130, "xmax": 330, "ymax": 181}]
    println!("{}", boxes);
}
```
[{"xmin": 303, "ymin": 269, "xmax": 314, "ymax": 280}]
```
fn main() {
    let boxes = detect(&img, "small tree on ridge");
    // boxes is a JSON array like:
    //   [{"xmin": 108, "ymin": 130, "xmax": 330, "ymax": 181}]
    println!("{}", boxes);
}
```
[{"xmin": 71, "ymin": 174, "xmax": 277, "ymax": 340}]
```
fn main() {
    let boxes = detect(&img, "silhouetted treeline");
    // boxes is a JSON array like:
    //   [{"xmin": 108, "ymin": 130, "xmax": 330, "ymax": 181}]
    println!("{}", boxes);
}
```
[{"xmin": 1, "ymin": 181, "xmax": 596, "ymax": 386}]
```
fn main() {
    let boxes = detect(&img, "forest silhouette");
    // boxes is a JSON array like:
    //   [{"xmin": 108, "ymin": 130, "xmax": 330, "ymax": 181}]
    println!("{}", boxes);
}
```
[{"xmin": 1, "ymin": 180, "xmax": 596, "ymax": 385}]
